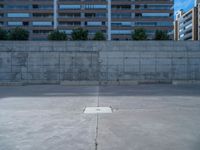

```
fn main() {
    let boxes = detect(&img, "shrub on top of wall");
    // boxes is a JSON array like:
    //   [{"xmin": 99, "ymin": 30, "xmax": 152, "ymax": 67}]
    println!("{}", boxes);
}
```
[
  {"xmin": 93, "ymin": 32, "xmax": 106, "ymax": 41},
  {"xmin": 0, "ymin": 28, "xmax": 8, "ymax": 40},
  {"xmin": 154, "ymin": 30, "xmax": 170, "ymax": 40},
  {"xmin": 71, "ymin": 28, "xmax": 88, "ymax": 40},
  {"xmin": 48, "ymin": 30, "xmax": 68, "ymax": 41},
  {"xmin": 8, "ymin": 27, "xmax": 29, "ymax": 41},
  {"xmin": 131, "ymin": 28, "xmax": 147, "ymax": 40}
]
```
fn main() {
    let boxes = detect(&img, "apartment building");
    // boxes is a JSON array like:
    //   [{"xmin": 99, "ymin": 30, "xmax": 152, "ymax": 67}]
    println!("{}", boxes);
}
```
[
  {"xmin": 0, "ymin": 0, "xmax": 174, "ymax": 40},
  {"xmin": 174, "ymin": 0, "xmax": 199, "ymax": 40},
  {"xmin": 174, "ymin": 8, "xmax": 198, "ymax": 40},
  {"xmin": 197, "ymin": 0, "xmax": 200, "ymax": 40}
]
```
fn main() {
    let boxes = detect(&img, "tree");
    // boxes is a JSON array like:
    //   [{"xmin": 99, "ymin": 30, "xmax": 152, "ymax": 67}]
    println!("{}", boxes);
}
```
[
  {"xmin": 131, "ymin": 28, "xmax": 147, "ymax": 40},
  {"xmin": 0, "ymin": 28, "xmax": 8, "ymax": 40},
  {"xmin": 154, "ymin": 30, "xmax": 169, "ymax": 40},
  {"xmin": 8, "ymin": 27, "xmax": 29, "ymax": 40},
  {"xmin": 71, "ymin": 28, "xmax": 88, "ymax": 40},
  {"xmin": 93, "ymin": 32, "xmax": 106, "ymax": 40},
  {"xmin": 48, "ymin": 30, "xmax": 67, "ymax": 41}
]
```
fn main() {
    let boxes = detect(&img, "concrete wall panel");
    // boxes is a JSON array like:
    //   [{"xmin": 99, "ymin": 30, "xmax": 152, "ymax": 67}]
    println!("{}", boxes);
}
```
[{"xmin": 0, "ymin": 41, "xmax": 200, "ymax": 83}]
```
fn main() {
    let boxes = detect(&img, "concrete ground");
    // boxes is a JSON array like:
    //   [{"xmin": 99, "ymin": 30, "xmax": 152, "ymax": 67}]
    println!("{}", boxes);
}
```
[{"xmin": 0, "ymin": 85, "xmax": 200, "ymax": 150}]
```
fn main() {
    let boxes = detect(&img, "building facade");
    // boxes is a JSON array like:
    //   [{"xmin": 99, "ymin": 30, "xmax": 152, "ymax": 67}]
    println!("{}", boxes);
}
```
[
  {"xmin": 174, "ymin": 8, "xmax": 198, "ymax": 40},
  {"xmin": 174, "ymin": 0, "xmax": 199, "ymax": 40},
  {"xmin": 197, "ymin": 0, "xmax": 200, "ymax": 40},
  {"xmin": 0, "ymin": 0, "xmax": 174, "ymax": 40}
]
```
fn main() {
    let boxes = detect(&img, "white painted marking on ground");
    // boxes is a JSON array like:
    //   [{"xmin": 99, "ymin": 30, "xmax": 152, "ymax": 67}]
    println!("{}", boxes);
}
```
[{"xmin": 84, "ymin": 107, "xmax": 112, "ymax": 114}]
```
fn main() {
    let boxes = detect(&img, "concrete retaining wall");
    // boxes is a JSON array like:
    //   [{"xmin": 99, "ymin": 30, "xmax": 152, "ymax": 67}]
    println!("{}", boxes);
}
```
[{"xmin": 0, "ymin": 41, "xmax": 200, "ymax": 84}]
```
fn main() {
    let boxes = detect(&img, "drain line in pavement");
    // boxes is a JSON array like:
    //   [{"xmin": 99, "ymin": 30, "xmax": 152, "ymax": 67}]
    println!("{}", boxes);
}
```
[
  {"xmin": 95, "ymin": 113, "xmax": 99, "ymax": 150},
  {"xmin": 83, "ymin": 86, "xmax": 112, "ymax": 150}
]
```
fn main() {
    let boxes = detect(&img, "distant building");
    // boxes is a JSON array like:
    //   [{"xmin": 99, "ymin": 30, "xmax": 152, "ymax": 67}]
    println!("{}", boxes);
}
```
[
  {"xmin": 195, "ymin": 0, "xmax": 200, "ymax": 7},
  {"xmin": 197, "ymin": 0, "xmax": 200, "ymax": 40},
  {"xmin": 174, "ymin": 0, "xmax": 199, "ymax": 40},
  {"xmin": 0, "ymin": 0, "xmax": 174, "ymax": 40}
]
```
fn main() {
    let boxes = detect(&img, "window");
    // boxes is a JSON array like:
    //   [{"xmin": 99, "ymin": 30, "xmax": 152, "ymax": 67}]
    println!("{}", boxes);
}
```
[
  {"xmin": 112, "ymin": 22, "xmax": 132, "ymax": 26},
  {"xmin": 7, "ymin": 13, "xmax": 29, "ymax": 17},
  {"xmin": 59, "ymin": 5, "xmax": 81, "ymax": 9},
  {"xmin": 86, "ymin": 22, "xmax": 102, "ymax": 26},
  {"xmin": 59, "ymin": 30, "xmax": 73, "ymax": 34},
  {"xmin": 8, "ymin": 22, "xmax": 23, "ymax": 26},
  {"xmin": 32, "ymin": 22, "xmax": 52, "ymax": 26},
  {"xmin": 85, "ymin": 5, "xmax": 107, "ymax": 9},
  {"xmin": 111, "ymin": 30, "xmax": 131, "ymax": 35},
  {"xmin": 23, "ymin": 22, "xmax": 29, "ymax": 26},
  {"xmin": 33, "ymin": 5, "xmax": 39, "ymax": 9}
]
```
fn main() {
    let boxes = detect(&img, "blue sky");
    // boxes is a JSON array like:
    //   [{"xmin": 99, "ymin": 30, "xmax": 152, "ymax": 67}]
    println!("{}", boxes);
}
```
[{"xmin": 174, "ymin": 0, "xmax": 194, "ymax": 12}]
